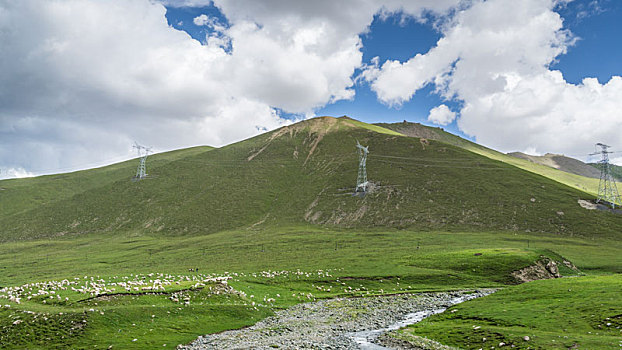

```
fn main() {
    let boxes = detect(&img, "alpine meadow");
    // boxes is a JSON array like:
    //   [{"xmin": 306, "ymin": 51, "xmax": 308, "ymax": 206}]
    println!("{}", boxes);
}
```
[{"xmin": 0, "ymin": 117, "xmax": 620, "ymax": 349}]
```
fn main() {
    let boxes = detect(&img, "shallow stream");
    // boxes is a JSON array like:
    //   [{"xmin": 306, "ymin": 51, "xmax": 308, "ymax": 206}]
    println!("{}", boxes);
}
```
[{"xmin": 348, "ymin": 295, "xmax": 482, "ymax": 349}]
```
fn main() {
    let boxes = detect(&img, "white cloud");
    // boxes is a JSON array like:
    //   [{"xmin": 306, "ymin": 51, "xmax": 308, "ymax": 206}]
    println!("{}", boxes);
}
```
[
  {"xmin": 192, "ymin": 13, "xmax": 229, "ymax": 48},
  {"xmin": 365, "ymin": 0, "xmax": 622, "ymax": 160},
  {"xmin": 427, "ymin": 104, "xmax": 456, "ymax": 125},
  {"xmin": 0, "ymin": 168, "xmax": 34, "ymax": 180},
  {"xmin": 211, "ymin": 0, "xmax": 462, "ymax": 112},
  {"xmin": 193, "ymin": 14, "xmax": 209, "ymax": 26},
  {"xmin": 0, "ymin": 0, "xmax": 467, "ymax": 178},
  {"xmin": 0, "ymin": 0, "xmax": 244, "ymax": 176},
  {"xmin": 193, "ymin": 14, "xmax": 226, "ymax": 32}
]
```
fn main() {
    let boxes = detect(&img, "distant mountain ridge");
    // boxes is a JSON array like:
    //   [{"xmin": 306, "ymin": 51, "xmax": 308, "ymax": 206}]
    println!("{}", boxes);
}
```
[{"xmin": 507, "ymin": 152, "xmax": 602, "ymax": 179}]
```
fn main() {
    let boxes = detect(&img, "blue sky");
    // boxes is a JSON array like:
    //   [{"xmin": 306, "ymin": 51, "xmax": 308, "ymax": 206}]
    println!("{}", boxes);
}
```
[
  {"xmin": 553, "ymin": 0, "xmax": 622, "ymax": 84},
  {"xmin": 1, "ymin": 0, "xmax": 622, "ymax": 177}
]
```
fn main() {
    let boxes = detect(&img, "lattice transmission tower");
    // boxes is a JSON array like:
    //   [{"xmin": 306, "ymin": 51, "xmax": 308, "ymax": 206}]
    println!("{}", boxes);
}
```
[
  {"xmin": 355, "ymin": 141, "xmax": 369, "ymax": 194},
  {"xmin": 590, "ymin": 143, "xmax": 620, "ymax": 208},
  {"xmin": 132, "ymin": 142, "xmax": 152, "ymax": 181}
]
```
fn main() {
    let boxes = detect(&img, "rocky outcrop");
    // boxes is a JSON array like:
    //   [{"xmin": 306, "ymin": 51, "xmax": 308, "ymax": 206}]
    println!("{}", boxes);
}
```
[{"xmin": 511, "ymin": 257, "xmax": 560, "ymax": 283}]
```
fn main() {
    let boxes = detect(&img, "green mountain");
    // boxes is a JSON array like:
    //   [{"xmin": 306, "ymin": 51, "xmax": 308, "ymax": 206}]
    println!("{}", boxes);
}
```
[
  {"xmin": 376, "ymin": 121, "xmax": 602, "ymax": 196},
  {"xmin": 1, "ymin": 116, "xmax": 619, "ymax": 242}
]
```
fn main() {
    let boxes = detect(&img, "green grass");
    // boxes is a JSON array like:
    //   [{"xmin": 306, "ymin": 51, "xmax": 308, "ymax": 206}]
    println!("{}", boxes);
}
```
[
  {"xmin": 342, "ymin": 117, "xmax": 404, "ymax": 136},
  {"xmin": 0, "ymin": 225, "xmax": 619, "ymax": 348},
  {"xmin": 3, "ymin": 226, "xmax": 619, "ymax": 288},
  {"xmin": 0, "ymin": 277, "xmax": 272, "ymax": 349},
  {"xmin": 405, "ymin": 248, "xmax": 555, "ymax": 284},
  {"xmin": 0, "ymin": 146, "xmax": 212, "ymax": 219},
  {"xmin": 399, "ymin": 274, "xmax": 622, "ymax": 349}
]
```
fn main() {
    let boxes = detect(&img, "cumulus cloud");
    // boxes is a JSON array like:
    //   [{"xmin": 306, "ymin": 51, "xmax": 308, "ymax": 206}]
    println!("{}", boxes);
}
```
[
  {"xmin": 427, "ymin": 104, "xmax": 456, "ymax": 125},
  {"xmin": 193, "ymin": 14, "xmax": 210, "ymax": 26},
  {"xmin": 0, "ymin": 0, "xmax": 467, "ymax": 178},
  {"xmin": 365, "ymin": 0, "xmax": 622, "ymax": 160},
  {"xmin": 1, "ymin": 168, "xmax": 34, "ymax": 179},
  {"xmin": 0, "ymin": 0, "xmax": 247, "ymax": 178},
  {"xmin": 210, "ymin": 0, "xmax": 460, "ymax": 112}
]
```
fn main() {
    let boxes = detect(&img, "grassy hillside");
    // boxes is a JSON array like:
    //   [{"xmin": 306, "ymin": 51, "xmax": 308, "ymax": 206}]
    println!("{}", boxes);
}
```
[
  {"xmin": 397, "ymin": 275, "xmax": 621, "ymax": 349},
  {"xmin": 377, "ymin": 121, "xmax": 602, "ymax": 197},
  {"xmin": 1, "ymin": 117, "xmax": 620, "ymax": 242},
  {"xmin": 0, "ymin": 146, "xmax": 212, "ymax": 218},
  {"xmin": 589, "ymin": 162, "xmax": 622, "ymax": 181}
]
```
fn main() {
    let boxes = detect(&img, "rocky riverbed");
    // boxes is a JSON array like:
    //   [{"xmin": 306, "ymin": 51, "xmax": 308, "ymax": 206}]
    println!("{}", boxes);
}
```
[{"xmin": 179, "ymin": 289, "xmax": 496, "ymax": 350}]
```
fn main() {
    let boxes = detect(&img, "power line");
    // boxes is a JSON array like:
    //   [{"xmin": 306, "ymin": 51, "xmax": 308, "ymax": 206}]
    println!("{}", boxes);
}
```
[{"xmin": 10, "ymin": 143, "xmax": 606, "ymax": 179}]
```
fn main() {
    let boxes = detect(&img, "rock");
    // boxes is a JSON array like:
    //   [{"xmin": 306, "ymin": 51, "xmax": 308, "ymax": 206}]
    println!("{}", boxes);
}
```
[
  {"xmin": 577, "ymin": 199, "xmax": 597, "ymax": 210},
  {"xmin": 511, "ymin": 257, "xmax": 561, "ymax": 283},
  {"xmin": 545, "ymin": 260, "xmax": 559, "ymax": 276},
  {"xmin": 563, "ymin": 260, "xmax": 579, "ymax": 271}
]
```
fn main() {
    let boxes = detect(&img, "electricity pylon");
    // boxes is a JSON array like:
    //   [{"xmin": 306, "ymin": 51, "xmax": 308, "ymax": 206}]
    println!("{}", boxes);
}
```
[
  {"xmin": 590, "ymin": 143, "xmax": 620, "ymax": 208},
  {"xmin": 355, "ymin": 141, "xmax": 369, "ymax": 194},
  {"xmin": 133, "ymin": 142, "xmax": 152, "ymax": 180}
]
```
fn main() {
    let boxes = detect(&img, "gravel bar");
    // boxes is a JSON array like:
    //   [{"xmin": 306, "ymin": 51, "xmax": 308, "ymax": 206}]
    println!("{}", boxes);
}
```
[{"xmin": 179, "ymin": 289, "xmax": 495, "ymax": 350}]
